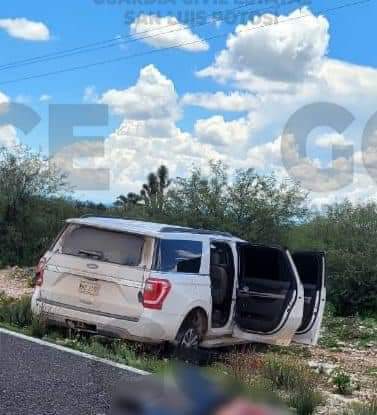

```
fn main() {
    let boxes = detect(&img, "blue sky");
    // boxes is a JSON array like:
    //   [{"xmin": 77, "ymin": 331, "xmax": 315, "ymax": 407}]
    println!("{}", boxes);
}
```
[{"xmin": 0, "ymin": 0, "xmax": 376, "ymax": 204}]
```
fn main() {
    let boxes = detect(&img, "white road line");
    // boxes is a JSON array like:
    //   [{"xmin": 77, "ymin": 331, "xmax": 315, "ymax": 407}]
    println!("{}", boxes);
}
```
[{"xmin": 0, "ymin": 327, "xmax": 149, "ymax": 376}]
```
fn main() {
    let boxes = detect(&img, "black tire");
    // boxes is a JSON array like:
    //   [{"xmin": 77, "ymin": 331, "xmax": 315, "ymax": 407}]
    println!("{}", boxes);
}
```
[{"xmin": 175, "ymin": 311, "xmax": 206, "ymax": 349}]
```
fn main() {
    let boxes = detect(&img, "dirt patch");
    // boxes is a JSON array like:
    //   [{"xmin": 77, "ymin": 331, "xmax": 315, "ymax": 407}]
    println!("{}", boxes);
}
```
[
  {"xmin": 0, "ymin": 267, "xmax": 34, "ymax": 298},
  {"xmin": 311, "ymin": 345, "xmax": 377, "ymax": 411}
]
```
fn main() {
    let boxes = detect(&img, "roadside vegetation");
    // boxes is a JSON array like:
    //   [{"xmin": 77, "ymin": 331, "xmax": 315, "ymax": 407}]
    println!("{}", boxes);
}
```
[
  {"xmin": 0, "ymin": 145, "xmax": 376, "ymax": 316},
  {"xmin": 344, "ymin": 400, "xmax": 377, "ymax": 415},
  {"xmin": 320, "ymin": 309, "xmax": 377, "ymax": 350},
  {"xmin": 1, "ymin": 290, "xmax": 376, "ymax": 414},
  {"xmin": 0, "ymin": 145, "xmax": 376, "ymax": 413}
]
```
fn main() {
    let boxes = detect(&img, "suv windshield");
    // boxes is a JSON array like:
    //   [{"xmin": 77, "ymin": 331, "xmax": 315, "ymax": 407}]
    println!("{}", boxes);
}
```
[
  {"xmin": 153, "ymin": 239, "xmax": 202, "ymax": 273},
  {"xmin": 58, "ymin": 224, "xmax": 144, "ymax": 266}
]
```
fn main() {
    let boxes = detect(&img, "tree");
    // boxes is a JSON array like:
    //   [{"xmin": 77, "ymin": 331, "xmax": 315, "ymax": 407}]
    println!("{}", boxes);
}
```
[
  {"xmin": 165, "ymin": 161, "xmax": 308, "ymax": 243},
  {"xmin": 0, "ymin": 145, "xmax": 68, "ymax": 265},
  {"xmin": 227, "ymin": 168, "xmax": 308, "ymax": 242},
  {"xmin": 0, "ymin": 145, "xmax": 68, "ymax": 222},
  {"xmin": 140, "ymin": 165, "xmax": 171, "ymax": 213},
  {"xmin": 114, "ymin": 192, "xmax": 142, "ymax": 210},
  {"xmin": 290, "ymin": 201, "xmax": 377, "ymax": 315},
  {"xmin": 164, "ymin": 161, "xmax": 228, "ymax": 229}
]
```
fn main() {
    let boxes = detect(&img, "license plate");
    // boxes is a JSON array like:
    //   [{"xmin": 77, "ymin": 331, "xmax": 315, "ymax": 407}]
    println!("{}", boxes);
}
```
[{"xmin": 79, "ymin": 280, "xmax": 99, "ymax": 296}]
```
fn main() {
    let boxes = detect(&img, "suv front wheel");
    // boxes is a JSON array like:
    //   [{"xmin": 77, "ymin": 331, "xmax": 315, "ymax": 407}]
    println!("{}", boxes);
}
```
[{"xmin": 175, "ymin": 311, "xmax": 206, "ymax": 349}]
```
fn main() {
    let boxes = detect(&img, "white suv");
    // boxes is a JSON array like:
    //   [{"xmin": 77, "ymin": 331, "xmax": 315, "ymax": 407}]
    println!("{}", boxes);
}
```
[{"xmin": 32, "ymin": 217, "xmax": 326, "ymax": 348}]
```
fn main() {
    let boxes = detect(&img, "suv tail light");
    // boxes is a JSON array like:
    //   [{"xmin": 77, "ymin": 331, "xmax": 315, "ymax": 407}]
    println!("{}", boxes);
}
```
[
  {"xmin": 142, "ymin": 278, "xmax": 171, "ymax": 310},
  {"xmin": 35, "ymin": 258, "xmax": 46, "ymax": 287}
]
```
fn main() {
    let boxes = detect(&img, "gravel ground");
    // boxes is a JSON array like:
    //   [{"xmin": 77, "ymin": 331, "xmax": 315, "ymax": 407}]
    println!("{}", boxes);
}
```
[
  {"xmin": 311, "ymin": 345, "xmax": 377, "ymax": 413},
  {"xmin": 0, "ymin": 268, "xmax": 33, "ymax": 298},
  {"xmin": 0, "ymin": 330, "xmax": 141, "ymax": 415}
]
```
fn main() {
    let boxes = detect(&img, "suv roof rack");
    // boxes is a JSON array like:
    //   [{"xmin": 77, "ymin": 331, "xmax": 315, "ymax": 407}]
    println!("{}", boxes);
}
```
[
  {"xmin": 160, "ymin": 226, "xmax": 234, "ymax": 238},
  {"xmin": 79, "ymin": 214, "xmax": 136, "ymax": 220},
  {"xmin": 78, "ymin": 215, "xmax": 235, "ymax": 238}
]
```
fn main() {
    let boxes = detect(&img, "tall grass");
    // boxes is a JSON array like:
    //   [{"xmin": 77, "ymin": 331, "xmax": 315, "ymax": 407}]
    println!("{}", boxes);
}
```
[
  {"xmin": 224, "ymin": 352, "xmax": 323, "ymax": 415},
  {"xmin": 261, "ymin": 354, "xmax": 317, "ymax": 391},
  {"xmin": 0, "ymin": 294, "xmax": 32, "ymax": 327},
  {"xmin": 344, "ymin": 400, "xmax": 377, "ymax": 415}
]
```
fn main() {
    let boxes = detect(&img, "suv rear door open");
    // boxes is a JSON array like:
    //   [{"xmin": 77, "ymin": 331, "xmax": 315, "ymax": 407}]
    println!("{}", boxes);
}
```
[
  {"xmin": 292, "ymin": 252, "xmax": 326, "ymax": 345},
  {"xmin": 232, "ymin": 243, "xmax": 304, "ymax": 346}
]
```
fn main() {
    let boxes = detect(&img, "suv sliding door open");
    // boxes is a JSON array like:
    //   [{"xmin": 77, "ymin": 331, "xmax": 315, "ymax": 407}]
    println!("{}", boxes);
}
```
[{"xmin": 232, "ymin": 243, "xmax": 304, "ymax": 346}]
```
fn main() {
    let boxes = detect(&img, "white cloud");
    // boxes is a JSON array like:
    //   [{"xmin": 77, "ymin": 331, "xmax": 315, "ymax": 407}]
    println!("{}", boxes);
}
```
[
  {"xmin": 182, "ymin": 91, "xmax": 256, "ymax": 112},
  {"xmin": 197, "ymin": 7, "xmax": 329, "ymax": 88},
  {"xmin": 105, "ymin": 119, "xmax": 220, "ymax": 188},
  {"xmin": 51, "ymin": 140, "xmax": 110, "ymax": 191},
  {"xmin": 39, "ymin": 94, "xmax": 51, "ymax": 102},
  {"xmin": 315, "ymin": 133, "xmax": 351, "ymax": 149},
  {"xmin": 319, "ymin": 58, "xmax": 377, "ymax": 99},
  {"xmin": 240, "ymin": 133, "xmax": 354, "ymax": 194},
  {"xmin": 72, "ymin": 7, "xmax": 377, "ymax": 205},
  {"xmin": 194, "ymin": 115, "xmax": 250, "ymax": 146},
  {"xmin": 55, "ymin": 119, "xmax": 222, "ymax": 194},
  {"xmin": 0, "ymin": 92, "xmax": 17, "ymax": 147},
  {"xmin": 100, "ymin": 64, "xmax": 180, "ymax": 121},
  {"xmin": 69, "ymin": 65, "xmax": 226, "ymax": 194},
  {"xmin": 130, "ymin": 14, "xmax": 209, "ymax": 52},
  {"xmin": 83, "ymin": 86, "xmax": 98, "ymax": 103},
  {"xmin": 84, "ymin": 55, "xmax": 377, "ymax": 203},
  {"xmin": 0, "ymin": 92, "xmax": 9, "ymax": 104},
  {"xmin": 0, "ymin": 18, "xmax": 50, "ymax": 41},
  {"xmin": 0, "ymin": 125, "xmax": 18, "ymax": 147},
  {"xmin": 243, "ymin": 135, "xmax": 283, "ymax": 170}
]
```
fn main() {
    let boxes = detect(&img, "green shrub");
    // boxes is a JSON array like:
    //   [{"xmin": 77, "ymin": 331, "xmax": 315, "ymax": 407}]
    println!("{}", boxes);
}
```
[
  {"xmin": 0, "ymin": 295, "xmax": 32, "ymax": 327},
  {"xmin": 344, "ymin": 400, "xmax": 377, "ymax": 415},
  {"xmin": 112, "ymin": 341, "xmax": 139, "ymax": 365},
  {"xmin": 320, "ymin": 313, "xmax": 377, "ymax": 348},
  {"xmin": 0, "ymin": 291, "xmax": 13, "ymax": 306},
  {"xmin": 226, "ymin": 352, "xmax": 263, "ymax": 387},
  {"xmin": 260, "ymin": 354, "xmax": 323, "ymax": 414},
  {"xmin": 289, "ymin": 202, "xmax": 377, "ymax": 316},
  {"xmin": 30, "ymin": 315, "xmax": 47, "ymax": 338},
  {"xmin": 333, "ymin": 370, "xmax": 353, "ymax": 395},
  {"xmin": 261, "ymin": 354, "xmax": 315, "ymax": 391},
  {"xmin": 0, "ymin": 150, "xmax": 377, "ymax": 317},
  {"xmin": 214, "ymin": 354, "xmax": 283, "ymax": 408},
  {"xmin": 288, "ymin": 388, "xmax": 323, "ymax": 415}
]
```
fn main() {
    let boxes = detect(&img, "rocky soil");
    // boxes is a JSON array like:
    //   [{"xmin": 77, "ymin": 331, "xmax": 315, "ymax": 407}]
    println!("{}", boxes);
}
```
[
  {"xmin": 0, "ymin": 267, "xmax": 34, "ymax": 298},
  {"xmin": 310, "ymin": 345, "xmax": 377, "ymax": 413}
]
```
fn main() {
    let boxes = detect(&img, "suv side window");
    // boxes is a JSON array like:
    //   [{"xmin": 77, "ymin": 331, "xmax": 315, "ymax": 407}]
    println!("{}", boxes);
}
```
[{"xmin": 153, "ymin": 239, "xmax": 202, "ymax": 274}]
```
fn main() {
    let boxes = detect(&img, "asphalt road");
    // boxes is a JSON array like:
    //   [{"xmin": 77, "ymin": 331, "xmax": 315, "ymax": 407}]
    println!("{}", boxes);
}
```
[{"xmin": 0, "ymin": 330, "xmax": 143, "ymax": 415}]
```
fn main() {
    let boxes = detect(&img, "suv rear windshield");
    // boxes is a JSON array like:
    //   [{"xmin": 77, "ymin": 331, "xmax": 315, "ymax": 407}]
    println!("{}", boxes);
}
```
[
  {"xmin": 59, "ymin": 225, "xmax": 144, "ymax": 266},
  {"xmin": 153, "ymin": 239, "xmax": 202, "ymax": 274}
]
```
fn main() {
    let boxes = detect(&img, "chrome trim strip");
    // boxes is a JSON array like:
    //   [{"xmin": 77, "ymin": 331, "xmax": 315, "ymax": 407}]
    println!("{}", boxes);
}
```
[
  {"xmin": 37, "ymin": 298, "xmax": 139, "ymax": 322},
  {"xmin": 45, "ymin": 266, "xmax": 143, "ymax": 288},
  {"xmin": 238, "ymin": 291, "xmax": 286, "ymax": 300}
]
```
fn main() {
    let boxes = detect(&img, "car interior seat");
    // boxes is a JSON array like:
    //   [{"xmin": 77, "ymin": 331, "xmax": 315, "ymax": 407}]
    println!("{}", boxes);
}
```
[{"xmin": 210, "ymin": 251, "xmax": 228, "ymax": 306}]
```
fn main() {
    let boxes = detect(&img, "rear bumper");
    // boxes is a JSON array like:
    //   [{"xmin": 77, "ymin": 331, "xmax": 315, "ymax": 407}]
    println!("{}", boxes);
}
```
[{"xmin": 31, "ymin": 290, "xmax": 181, "ymax": 343}]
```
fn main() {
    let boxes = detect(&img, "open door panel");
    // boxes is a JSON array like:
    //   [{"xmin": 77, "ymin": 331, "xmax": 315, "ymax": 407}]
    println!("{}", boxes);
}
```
[
  {"xmin": 232, "ymin": 244, "xmax": 304, "ymax": 346},
  {"xmin": 292, "ymin": 251, "xmax": 326, "ymax": 346}
]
